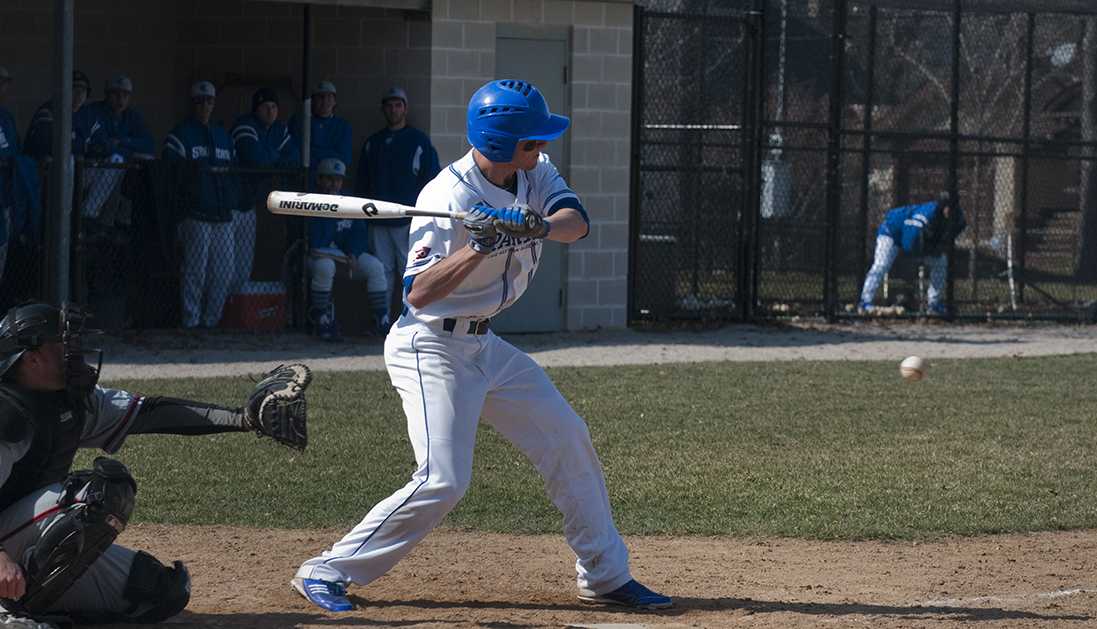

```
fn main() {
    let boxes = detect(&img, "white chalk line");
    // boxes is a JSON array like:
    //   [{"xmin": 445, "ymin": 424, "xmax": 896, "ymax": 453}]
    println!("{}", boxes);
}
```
[{"xmin": 916, "ymin": 586, "xmax": 1094, "ymax": 607}]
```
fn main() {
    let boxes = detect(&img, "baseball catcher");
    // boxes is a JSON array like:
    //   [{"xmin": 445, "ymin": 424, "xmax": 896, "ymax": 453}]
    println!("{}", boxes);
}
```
[{"xmin": 0, "ymin": 302, "xmax": 309, "ymax": 624}]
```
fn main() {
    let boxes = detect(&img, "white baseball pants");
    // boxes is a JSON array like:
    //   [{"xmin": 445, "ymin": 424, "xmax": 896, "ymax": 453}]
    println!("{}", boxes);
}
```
[
  {"xmin": 178, "ymin": 218, "xmax": 234, "ymax": 328},
  {"xmin": 79, "ymin": 166, "xmax": 124, "ymax": 220},
  {"xmin": 860, "ymin": 234, "xmax": 947, "ymax": 307},
  {"xmin": 230, "ymin": 209, "xmax": 257, "ymax": 293},
  {"xmin": 307, "ymin": 249, "xmax": 388, "ymax": 294},
  {"xmin": 296, "ymin": 317, "xmax": 633, "ymax": 596},
  {"xmin": 370, "ymin": 222, "xmax": 411, "ymax": 315}
]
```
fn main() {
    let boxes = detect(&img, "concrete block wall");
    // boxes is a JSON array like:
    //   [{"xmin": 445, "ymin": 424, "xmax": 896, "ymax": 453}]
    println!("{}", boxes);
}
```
[
  {"xmin": 0, "ymin": 0, "xmax": 433, "ymax": 183},
  {"xmin": 178, "ymin": 0, "xmax": 433, "ymax": 175},
  {"xmin": 430, "ymin": 0, "xmax": 634, "ymax": 329}
]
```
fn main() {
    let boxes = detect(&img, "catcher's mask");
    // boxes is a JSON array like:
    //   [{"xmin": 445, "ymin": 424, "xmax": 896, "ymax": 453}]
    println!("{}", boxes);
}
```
[{"xmin": 0, "ymin": 302, "xmax": 103, "ymax": 396}]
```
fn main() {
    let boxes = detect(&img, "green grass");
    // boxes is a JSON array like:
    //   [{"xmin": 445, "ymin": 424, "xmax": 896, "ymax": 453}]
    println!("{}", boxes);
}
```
[{"xmin": 91, "ymin": 354, "xmax": 1097, "ymax": 540}]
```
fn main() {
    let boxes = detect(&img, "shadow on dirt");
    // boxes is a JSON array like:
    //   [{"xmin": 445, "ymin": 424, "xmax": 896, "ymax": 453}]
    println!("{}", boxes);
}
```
[
  {"xmin": 89, "ymin": 594, "xmax": 1090, "ymax": 628},
  {"xmin": 678, "ymin": 595, "xmax": 1091, "ymax": 622}
]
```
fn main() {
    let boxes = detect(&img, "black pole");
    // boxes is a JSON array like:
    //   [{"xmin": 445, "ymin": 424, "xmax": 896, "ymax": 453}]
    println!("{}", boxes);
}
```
[
  {"xmin": 296, "ymin": 2, "xmax": 312, "ymax": 329},
  {"xmin": 45, "ymin": 0, "xmax": 73, "ymax": 305},
  {"xmin": 627, "ymin": 3, "xmax": 644, "ymax": 325},
  {"xmin": 946, "ymin": 0, "xmax": 961, "ymax": 312},
  {"xmin": 823, "ymin": 0, "xmax": 848, "ymax": 320},
  {"xmin": 744, "ymin": 1, "xmax": 766, "ymax": 321},
  {"xmin": 858, "ymin": 6, "xmax": 877, "ymax": 303},
  {"xmin": 1017, "ymin": 12, "xmax": 1034, "ymax": 305},
  {"xmin": 301, "ymin": 3, "xmax": 312, "ymax": 169}
]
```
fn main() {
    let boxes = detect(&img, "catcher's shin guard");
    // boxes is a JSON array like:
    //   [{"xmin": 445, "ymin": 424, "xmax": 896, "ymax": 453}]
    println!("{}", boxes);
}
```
[
  {"xmin": 119, "ymin": 551, "xmax": 190, "ymax": 623},
  {"xmin": 16, "ymin": 458, "xmax": 137, "ymax": 614}
]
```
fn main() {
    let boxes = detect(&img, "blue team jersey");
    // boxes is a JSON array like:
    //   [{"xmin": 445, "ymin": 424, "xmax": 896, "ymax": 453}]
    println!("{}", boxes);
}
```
[
  {"xmin": 307, "ymin": 186, "xmax": 369, "ymax": 258},
  {"xmin": 23, "ymin": 100, "xmax": 91, "ymax": 160},
  {"xmin": 879, "ymin": 201, "xmax": 966, "ymax": 255},
  {"xmin": 163, "ymin": 117, "xmax": 239, "ymax": 222},
  {"xmin": 355, "ymin": 126, "xmax": 439, "ymax": 226},
  {"xmin": 0, "ymin": 106, "xmax": 19, "ymax": 244},
  {"xmin": 0, "ymin": 106, "xmax": 18, "ymax": 212},
  {"xmin": 289, "ymin": 113, "xmax": 352, "ymax": 169},
  {"xmin": 231, "ymin": 113, "xmax": 300, "ymax": 208},
  {"xmin": 75, "ymin": 101, "xmax": 154, "ymax": 159}
]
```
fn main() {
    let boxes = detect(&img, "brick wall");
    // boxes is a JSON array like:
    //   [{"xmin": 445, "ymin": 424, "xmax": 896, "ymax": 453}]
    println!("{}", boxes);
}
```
[
  {"xmin": 0, "ymin": 0, "xmax": 432, "ymax": 181},
  {"xmin": 430, "ymin": 0, "xmax": 634, "ymax": 329}
]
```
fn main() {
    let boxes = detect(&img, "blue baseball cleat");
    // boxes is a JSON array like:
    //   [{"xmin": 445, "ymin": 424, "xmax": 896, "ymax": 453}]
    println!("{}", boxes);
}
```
[
  {"xmin": 292, "ymin": 577, "xmax": 354, "ymax": 612},
  {"xmin": 578, "ymin": 579, "xmax": 674, "ymax": 610}
]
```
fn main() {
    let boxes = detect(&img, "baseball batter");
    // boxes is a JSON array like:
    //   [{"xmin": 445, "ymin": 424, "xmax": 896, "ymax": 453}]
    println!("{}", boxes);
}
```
[{"xmin": 292, "ymin": 79, "xmax": 672, "ymax": 612}]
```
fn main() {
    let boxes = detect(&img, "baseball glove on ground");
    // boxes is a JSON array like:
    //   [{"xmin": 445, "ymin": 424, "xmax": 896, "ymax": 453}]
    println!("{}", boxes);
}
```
[{"xmin": 244, "ymin": 363, "xmax": 311, "ymax": 451}]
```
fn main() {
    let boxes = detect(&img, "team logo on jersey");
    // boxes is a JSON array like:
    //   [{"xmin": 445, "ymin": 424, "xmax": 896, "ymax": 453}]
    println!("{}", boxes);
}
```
[
  {"xmin": 498, "ymin": 233, "xmax": 537, "ymax": 248},
  {"xmin": 415, "ymin": 246, "xmax": 431, "ymax": 259},
  {"xmin": 278, "ymin": 200, "xmax": 339, "ymax": 212}
]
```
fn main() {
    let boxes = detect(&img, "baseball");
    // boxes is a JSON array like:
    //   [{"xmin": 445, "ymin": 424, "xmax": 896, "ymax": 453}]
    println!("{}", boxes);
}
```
[{"xmin": 899, "ymin": 355, "xmax": 926, "ymax": 381}]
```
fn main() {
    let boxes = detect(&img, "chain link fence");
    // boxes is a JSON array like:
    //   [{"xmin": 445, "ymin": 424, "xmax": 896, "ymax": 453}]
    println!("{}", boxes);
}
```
[
  {"xmin": 629, "ymin": 3, "xmax": 759, "ymax": 321},
  {"xmin": 0, "ymin": 153, "xmax": 45, "ymax": 315},
  {"xmin": 632, "ymin": 0, "xmax": 1097, "ymax": 323},
  {"xmin": 2, "ymin": 157, "xmax": 307, "ymax": 332}
]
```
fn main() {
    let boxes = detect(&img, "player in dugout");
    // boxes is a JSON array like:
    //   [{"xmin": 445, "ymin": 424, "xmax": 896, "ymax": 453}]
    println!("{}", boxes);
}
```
[{"xmin": 0, "ymin": 302, "xmax": 308, "ymax": 624}]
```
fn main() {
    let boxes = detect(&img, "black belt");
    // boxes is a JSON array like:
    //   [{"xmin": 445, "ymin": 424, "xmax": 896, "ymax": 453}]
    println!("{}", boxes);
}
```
[{"xmin": 442, "ymin": 318, "xmax": 490, "ymax": 335}]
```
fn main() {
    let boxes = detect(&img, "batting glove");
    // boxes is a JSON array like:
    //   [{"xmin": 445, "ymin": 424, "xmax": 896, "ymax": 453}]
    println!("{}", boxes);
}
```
[
  {"xmin": 463, "ymin": 204, "xmax": 502, "ymax": 254},
  {"xmin": 492, "ymin": 205, "xmax": 550, "ymax": 240}
]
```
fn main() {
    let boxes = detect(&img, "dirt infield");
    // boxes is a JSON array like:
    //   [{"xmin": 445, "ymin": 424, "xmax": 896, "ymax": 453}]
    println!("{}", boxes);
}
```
[
  {"xmin": 107, "ymin": 524, "xmax": 1095, "ymax": 628},
  {"xmin": 92, "ymin": 321, "xmax": 1097, "ymax": 628}
]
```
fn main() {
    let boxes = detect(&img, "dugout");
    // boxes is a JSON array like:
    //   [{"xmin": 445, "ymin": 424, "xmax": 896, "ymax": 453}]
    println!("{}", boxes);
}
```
[{"xmin": 1, "ymin": 0, "xmax": 637, "ymax": 333}]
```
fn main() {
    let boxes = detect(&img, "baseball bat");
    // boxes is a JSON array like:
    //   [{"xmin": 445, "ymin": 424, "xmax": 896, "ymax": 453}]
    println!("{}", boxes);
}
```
[{"xmin": 267, "ymin": 191, "xmax": 467, "ymax": 221}]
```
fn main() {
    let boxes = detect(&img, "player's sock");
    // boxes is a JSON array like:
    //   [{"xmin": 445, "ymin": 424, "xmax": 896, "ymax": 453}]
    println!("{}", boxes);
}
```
[
  {"xmin": 311, "ymin": 291, "xmax": 332, "ymax": 311},
  {"xmin": 367, "ymin": 290, "xmax": 390, "ymax": 333},
  {"xmin": 309, "ymin": 291, "xmax": 333, "ymax": 336}
]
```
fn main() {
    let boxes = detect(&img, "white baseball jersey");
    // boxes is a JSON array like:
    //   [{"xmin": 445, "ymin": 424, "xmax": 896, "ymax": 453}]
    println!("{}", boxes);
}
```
[
  {"xmin": 403, "ymin": 149, "xmax": 587, "ymax": 321},
  {"xmin": 296, "ymin": 149, "xmax": 635, "ymax": 598}
]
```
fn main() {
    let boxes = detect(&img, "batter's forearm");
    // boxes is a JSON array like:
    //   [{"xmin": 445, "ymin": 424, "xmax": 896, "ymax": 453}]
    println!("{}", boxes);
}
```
[
  {"xmin": 405, "ymin": 245, "xmax": 486, "ymax": 309},
  {"xmin": 127, "ymin": 397, "xmax": 248, "ymax": 436},
  {"xmin": 546, "ymin": 207, "xmax": 589, "ymax": 243}
]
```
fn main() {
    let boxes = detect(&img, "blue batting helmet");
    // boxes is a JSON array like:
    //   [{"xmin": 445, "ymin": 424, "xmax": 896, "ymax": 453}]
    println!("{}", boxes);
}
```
[{"xmin": 466, "ymin": 80, "xmax": 569, "ymax": 163}]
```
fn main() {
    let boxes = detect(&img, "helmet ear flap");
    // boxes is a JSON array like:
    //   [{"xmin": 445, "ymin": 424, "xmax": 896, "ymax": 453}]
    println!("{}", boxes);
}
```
[{"xmin": 470, "ymin": 128, "xmax": 517, "ymax": 162}]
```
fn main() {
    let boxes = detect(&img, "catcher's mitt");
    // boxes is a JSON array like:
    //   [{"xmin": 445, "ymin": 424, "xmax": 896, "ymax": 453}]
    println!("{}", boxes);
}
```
[{"xmin": 244, "ymin": 363, "xmax": 311, "ymax": 451}]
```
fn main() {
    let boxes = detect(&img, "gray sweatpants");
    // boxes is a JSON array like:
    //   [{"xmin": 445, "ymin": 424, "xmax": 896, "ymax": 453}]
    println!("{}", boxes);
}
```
[{"xmin": 0, "ymin": 484, "xmax": 136, "ymax": 618}]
